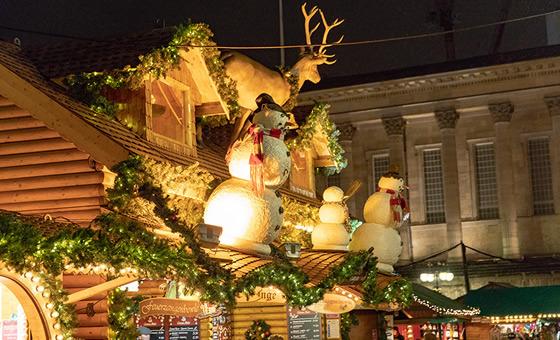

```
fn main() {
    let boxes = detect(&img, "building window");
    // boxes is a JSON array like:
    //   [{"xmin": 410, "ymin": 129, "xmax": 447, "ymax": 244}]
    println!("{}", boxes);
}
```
[
  {"xmin": 327, "ymin": 173, "xmax": 341, "ymax": 188},
  {"xmin": 528, "ymin": 137, "xmax": 555, "ymax": 215},
  {"xmin": 372, "ymin": 155, "xmax": 390, "ymax": 192},
  {"xmin": 151, "ymin": 80, "xmax": 187, "ymax": 143},
  {"xmin": 474, "ymin": 143, "xmax": 499, "ymax": 219},
  {"xmin": 423, "ymin": 149, "xmax": 446, "ymax": 223}
]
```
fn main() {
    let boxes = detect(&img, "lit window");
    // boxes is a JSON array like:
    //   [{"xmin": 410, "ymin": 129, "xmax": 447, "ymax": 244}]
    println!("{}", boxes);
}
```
[
  {"xmin": 474, "ymin": 143, "xmax": 499, "ymax": 219},
  {"xmin": 528, "ymin": 137, "xmax": 554, "ymax": 215},
  {"xmin": 423, "ymin": 149, "xmax": 446, "ymax": 224}
]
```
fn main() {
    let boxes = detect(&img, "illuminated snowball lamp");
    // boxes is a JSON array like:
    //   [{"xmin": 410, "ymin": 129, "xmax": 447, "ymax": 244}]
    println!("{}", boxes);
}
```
[{"xmin": 407, "ymin": 325, "xmax": 413, "ymax": 339}]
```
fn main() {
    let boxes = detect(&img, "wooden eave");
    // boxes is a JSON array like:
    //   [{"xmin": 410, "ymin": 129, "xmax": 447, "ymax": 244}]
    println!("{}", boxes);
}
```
[
  {"xmin": 179, "ymin": 48, "xmax": 229, "ymax": 118},
  {"xmin": 0, "ymin": 64, "xmax": 129, "ymax": 168}
]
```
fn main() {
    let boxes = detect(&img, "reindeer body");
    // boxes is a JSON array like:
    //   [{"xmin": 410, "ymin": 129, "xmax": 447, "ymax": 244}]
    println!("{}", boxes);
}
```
[{"xmin": 222, "ymin": 52, "xmax": 292, "ymax": 110}]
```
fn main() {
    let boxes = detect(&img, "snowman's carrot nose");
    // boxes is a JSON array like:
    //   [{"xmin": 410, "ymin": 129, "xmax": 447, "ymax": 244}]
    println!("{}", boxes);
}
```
[{"xmin": 402, "ymin": 185, "xmax": 409, "ymax": 189}]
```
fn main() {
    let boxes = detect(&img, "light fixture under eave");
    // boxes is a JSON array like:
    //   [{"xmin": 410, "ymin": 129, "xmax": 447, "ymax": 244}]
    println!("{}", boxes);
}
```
[
  {"xmin": 195, "ymin": 223, "xmax": 223, "ymax": 248},
  {"xmin": 280, "ymin": 242, "xmax": 302, "ymax": 259}
]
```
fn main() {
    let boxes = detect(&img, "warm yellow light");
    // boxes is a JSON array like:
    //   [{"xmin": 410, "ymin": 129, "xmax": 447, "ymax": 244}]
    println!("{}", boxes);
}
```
[{"xmin": 204, "ymin": 189, "xmax": 256, "ymax": 245}]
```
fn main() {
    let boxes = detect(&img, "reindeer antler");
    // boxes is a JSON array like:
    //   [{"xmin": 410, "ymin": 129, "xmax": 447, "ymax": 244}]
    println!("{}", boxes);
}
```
[
  {"xmin": 317, "ymin": 10, "xmax": 344, "ymax": 64},
  {"xmin": 302, "ymin": 3, "xmax": 320, "ymax": 53}
]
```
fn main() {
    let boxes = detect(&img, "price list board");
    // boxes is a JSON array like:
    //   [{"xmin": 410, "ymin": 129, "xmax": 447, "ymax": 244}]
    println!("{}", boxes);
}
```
[
  {"xmin": 169, "ymin": 316, "xmax": 200, "ymax": 340},
  {"xmin": 287, "ymin": 307, "xmax": 322, "ymax": 340},
  {"xmin": 137, "ymin": 315, "xmax": 166, "ymax": 340}
]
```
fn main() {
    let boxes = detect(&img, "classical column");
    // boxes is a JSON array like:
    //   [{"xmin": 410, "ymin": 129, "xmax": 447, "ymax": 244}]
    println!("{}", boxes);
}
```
[
  {"xmin": 435, "ymin": 109, "xmax": 463, "ymax": 260},
  {"xmin": 489, "ymin": 102, "xmax": 520, "ymax": 259},
  {"xmin": 544, "ymin": 96, "xmax": 560, "ymax": 215},
  {"xmin": 338, "ymin": 123, "xmax": 357, "ymax": 216},
  {"xmin": 382, "ymin": 116, "xmax": 412, "ymax": 261}
]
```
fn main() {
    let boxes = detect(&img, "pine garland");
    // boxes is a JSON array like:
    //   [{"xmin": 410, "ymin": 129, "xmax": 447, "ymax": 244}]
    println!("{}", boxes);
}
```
[
  {"xmin": 286, "ymin": 102, "xmax": 347, "ymax": 175},
  {"xmin": 0, "ymin": 155, "xmax": 412, "ymax": 339},
  {"xmin": 108, "ymin": 288, "xmax": 139, "ymax": 339},
  {"xmin": 341, "ymin": 312, "xmax": 359, "ymax": 340},
  {"xmin": 64, "ymin": 22, "xmax": 242, "ymax": 125}
]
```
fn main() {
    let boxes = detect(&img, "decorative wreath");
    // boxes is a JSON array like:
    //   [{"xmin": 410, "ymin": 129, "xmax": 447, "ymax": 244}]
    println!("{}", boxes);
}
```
[{"xmin": 245, "ymin": 319, "xmax": 271, "ymax": 340}]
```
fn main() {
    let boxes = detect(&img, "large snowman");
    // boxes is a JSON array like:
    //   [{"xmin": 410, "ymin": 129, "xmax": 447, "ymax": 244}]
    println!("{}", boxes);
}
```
[
  {"xmin": 349, "ymin": 165, "xmax": 409, "ymax": 272},
  {"xmin": 204, "ymin": 94, "xmax": 292, "ymax": 255}
]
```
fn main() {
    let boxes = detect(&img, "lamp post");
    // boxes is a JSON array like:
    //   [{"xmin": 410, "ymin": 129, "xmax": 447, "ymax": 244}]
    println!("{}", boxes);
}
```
[{"xmin": 420, "ymin": 270, "xmax": 454, "ymax": 291}]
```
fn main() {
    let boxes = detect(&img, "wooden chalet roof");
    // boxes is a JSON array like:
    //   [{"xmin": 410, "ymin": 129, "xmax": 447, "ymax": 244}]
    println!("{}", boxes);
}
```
[
  {"xmin": 24, "ymin": 28, "xmax": 175, "ymax": 79},
  {"xmin": 0, "ymin": 40, "xmax": 320, "ymax": 205}
]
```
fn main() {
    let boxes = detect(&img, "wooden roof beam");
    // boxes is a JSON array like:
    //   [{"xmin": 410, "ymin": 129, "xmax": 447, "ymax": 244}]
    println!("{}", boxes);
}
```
[
  {"xmin": 66, "ymin": 275, "xmax": 137, "ymax": 304},
  {"xmin": 0, "ymin": 64, "xmax": 129, "ymax": 167}
]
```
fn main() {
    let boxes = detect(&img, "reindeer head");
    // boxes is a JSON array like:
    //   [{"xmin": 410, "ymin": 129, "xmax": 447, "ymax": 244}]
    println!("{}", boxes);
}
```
[{"xmin": 296, "ymin": 3, "xmax": 344, "ymax": 83}]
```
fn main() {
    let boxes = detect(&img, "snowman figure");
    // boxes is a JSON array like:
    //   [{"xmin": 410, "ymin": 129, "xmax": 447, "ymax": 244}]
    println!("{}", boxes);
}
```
[
  {"xmin": 349, "ymin": 165, "xmax": 409, "ymax": 272},
  {"xmin": 227, "ymin": 93, "xmax": 292, "ymax": 193},
  {"xmin": 312, "ymin": 186, "xmax": 351, "ymax": 251},
  {"xmin": 204, "ymin": 94, "xmax": 292, "ymax": 255}
]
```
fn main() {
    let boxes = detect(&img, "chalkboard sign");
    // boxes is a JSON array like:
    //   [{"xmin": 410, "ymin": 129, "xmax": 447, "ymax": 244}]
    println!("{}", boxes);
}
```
[
  {"xmin": 287, "ymin": 307, "xmax": 322, "ymax": 340},
  {"xmin": 148, "ymin": 326, "xmax": 165, "ymax": 340},
  {"xmin": 169, "ymin": 316, "xmax": 200, "ymax": 340}
]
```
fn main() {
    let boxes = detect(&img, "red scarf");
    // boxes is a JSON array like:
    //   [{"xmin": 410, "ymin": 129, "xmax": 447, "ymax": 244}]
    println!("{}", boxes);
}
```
[
  {"xmin": 377, "ymin": 187, "xmax": 409, "ymax": 223},
  {"xmin": 248, "ymin": 124, "xmax": 282, "ymax": 195}
]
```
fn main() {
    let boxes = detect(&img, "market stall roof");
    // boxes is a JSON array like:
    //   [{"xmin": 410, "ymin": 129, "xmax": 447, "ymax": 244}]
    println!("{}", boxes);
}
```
[
  {"xmin": 412, "ymin": 283, "xmax": 479, "ymax": 316},
  {"xmin": 0, "ymin": 39, "xmax": 318, "ymax": 206},
  {"xmin": 464, "ymin": 285, "xmax": 560, "ymax": 316}
]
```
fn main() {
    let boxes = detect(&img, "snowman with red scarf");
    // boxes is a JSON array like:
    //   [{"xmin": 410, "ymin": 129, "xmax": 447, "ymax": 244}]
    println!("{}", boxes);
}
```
[
  {"xmin": 349, "ymin": 165, "xmax": 409, "ymax": 272},
  {"xmin": 204, "ymin": 94, "xmax": 292, "ymax": 255}
]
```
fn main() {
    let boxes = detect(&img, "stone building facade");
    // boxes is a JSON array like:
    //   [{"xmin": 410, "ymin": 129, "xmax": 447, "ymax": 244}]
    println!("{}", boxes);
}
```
[{"xmin": 299, "ymin": 49, "xmax": 560, "ymax": 297}]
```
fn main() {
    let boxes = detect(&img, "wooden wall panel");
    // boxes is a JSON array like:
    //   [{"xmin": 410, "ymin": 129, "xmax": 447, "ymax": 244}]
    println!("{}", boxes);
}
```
[
  {"xmin": 0, "ymin": 101, "xmax": 112, "ymax": 227},
  {"xmin": 231, "ymin": 304, "xmax": 288, "ymax": 340},
  {"xmin": 64, "ymin": 274, "xmax": 109, "ymax": 340}
]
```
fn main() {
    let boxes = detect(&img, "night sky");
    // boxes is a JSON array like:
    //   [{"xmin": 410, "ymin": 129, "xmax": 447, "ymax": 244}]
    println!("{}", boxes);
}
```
[{"xmin": 0, "ymin": 1, "xmax": 559, "ymax": 79}]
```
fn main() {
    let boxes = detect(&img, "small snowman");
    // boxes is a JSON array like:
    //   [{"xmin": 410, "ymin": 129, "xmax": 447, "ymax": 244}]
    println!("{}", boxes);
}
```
[
  {"xmin": 312, "ymin": 182, "xmax": 361, "ymax": 251},
  {"xmin": 204, "ymin": 94, "xmax": 292, "ymax": 255},
  {"xmin": 312, "ymin": 186, "xmax": 351, "ymax": 251},
  {"xmin": 349, "ymin": 165, "xmax": 409, "ymax": 272}
]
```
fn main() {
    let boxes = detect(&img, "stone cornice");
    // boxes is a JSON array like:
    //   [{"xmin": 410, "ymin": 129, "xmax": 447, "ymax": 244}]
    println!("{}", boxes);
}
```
[{"xmin": 298, "ymin": 56, "xmax": 560, "ymax": 110}]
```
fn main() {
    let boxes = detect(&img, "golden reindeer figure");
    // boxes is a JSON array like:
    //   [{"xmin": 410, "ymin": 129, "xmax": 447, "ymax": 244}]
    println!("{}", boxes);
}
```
[{"xmin": 222, "ymin": 3, "xmax": 344, "ymax": 143}]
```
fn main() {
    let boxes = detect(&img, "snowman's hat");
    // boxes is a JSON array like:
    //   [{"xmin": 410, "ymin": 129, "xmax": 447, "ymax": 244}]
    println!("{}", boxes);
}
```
[
  {"xmin": 383, "ymin": 165, "xmax": 402, "ymax": 179},
  {"xmin": 254, "ymin": 93, "xmax": 286, "ymax": 114}
]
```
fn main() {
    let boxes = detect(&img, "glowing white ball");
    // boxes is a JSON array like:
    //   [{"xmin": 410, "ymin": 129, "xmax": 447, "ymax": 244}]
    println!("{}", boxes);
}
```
[{"xmin": 204, "ymin": 178, "xmax": 283, "ymax": 252}]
